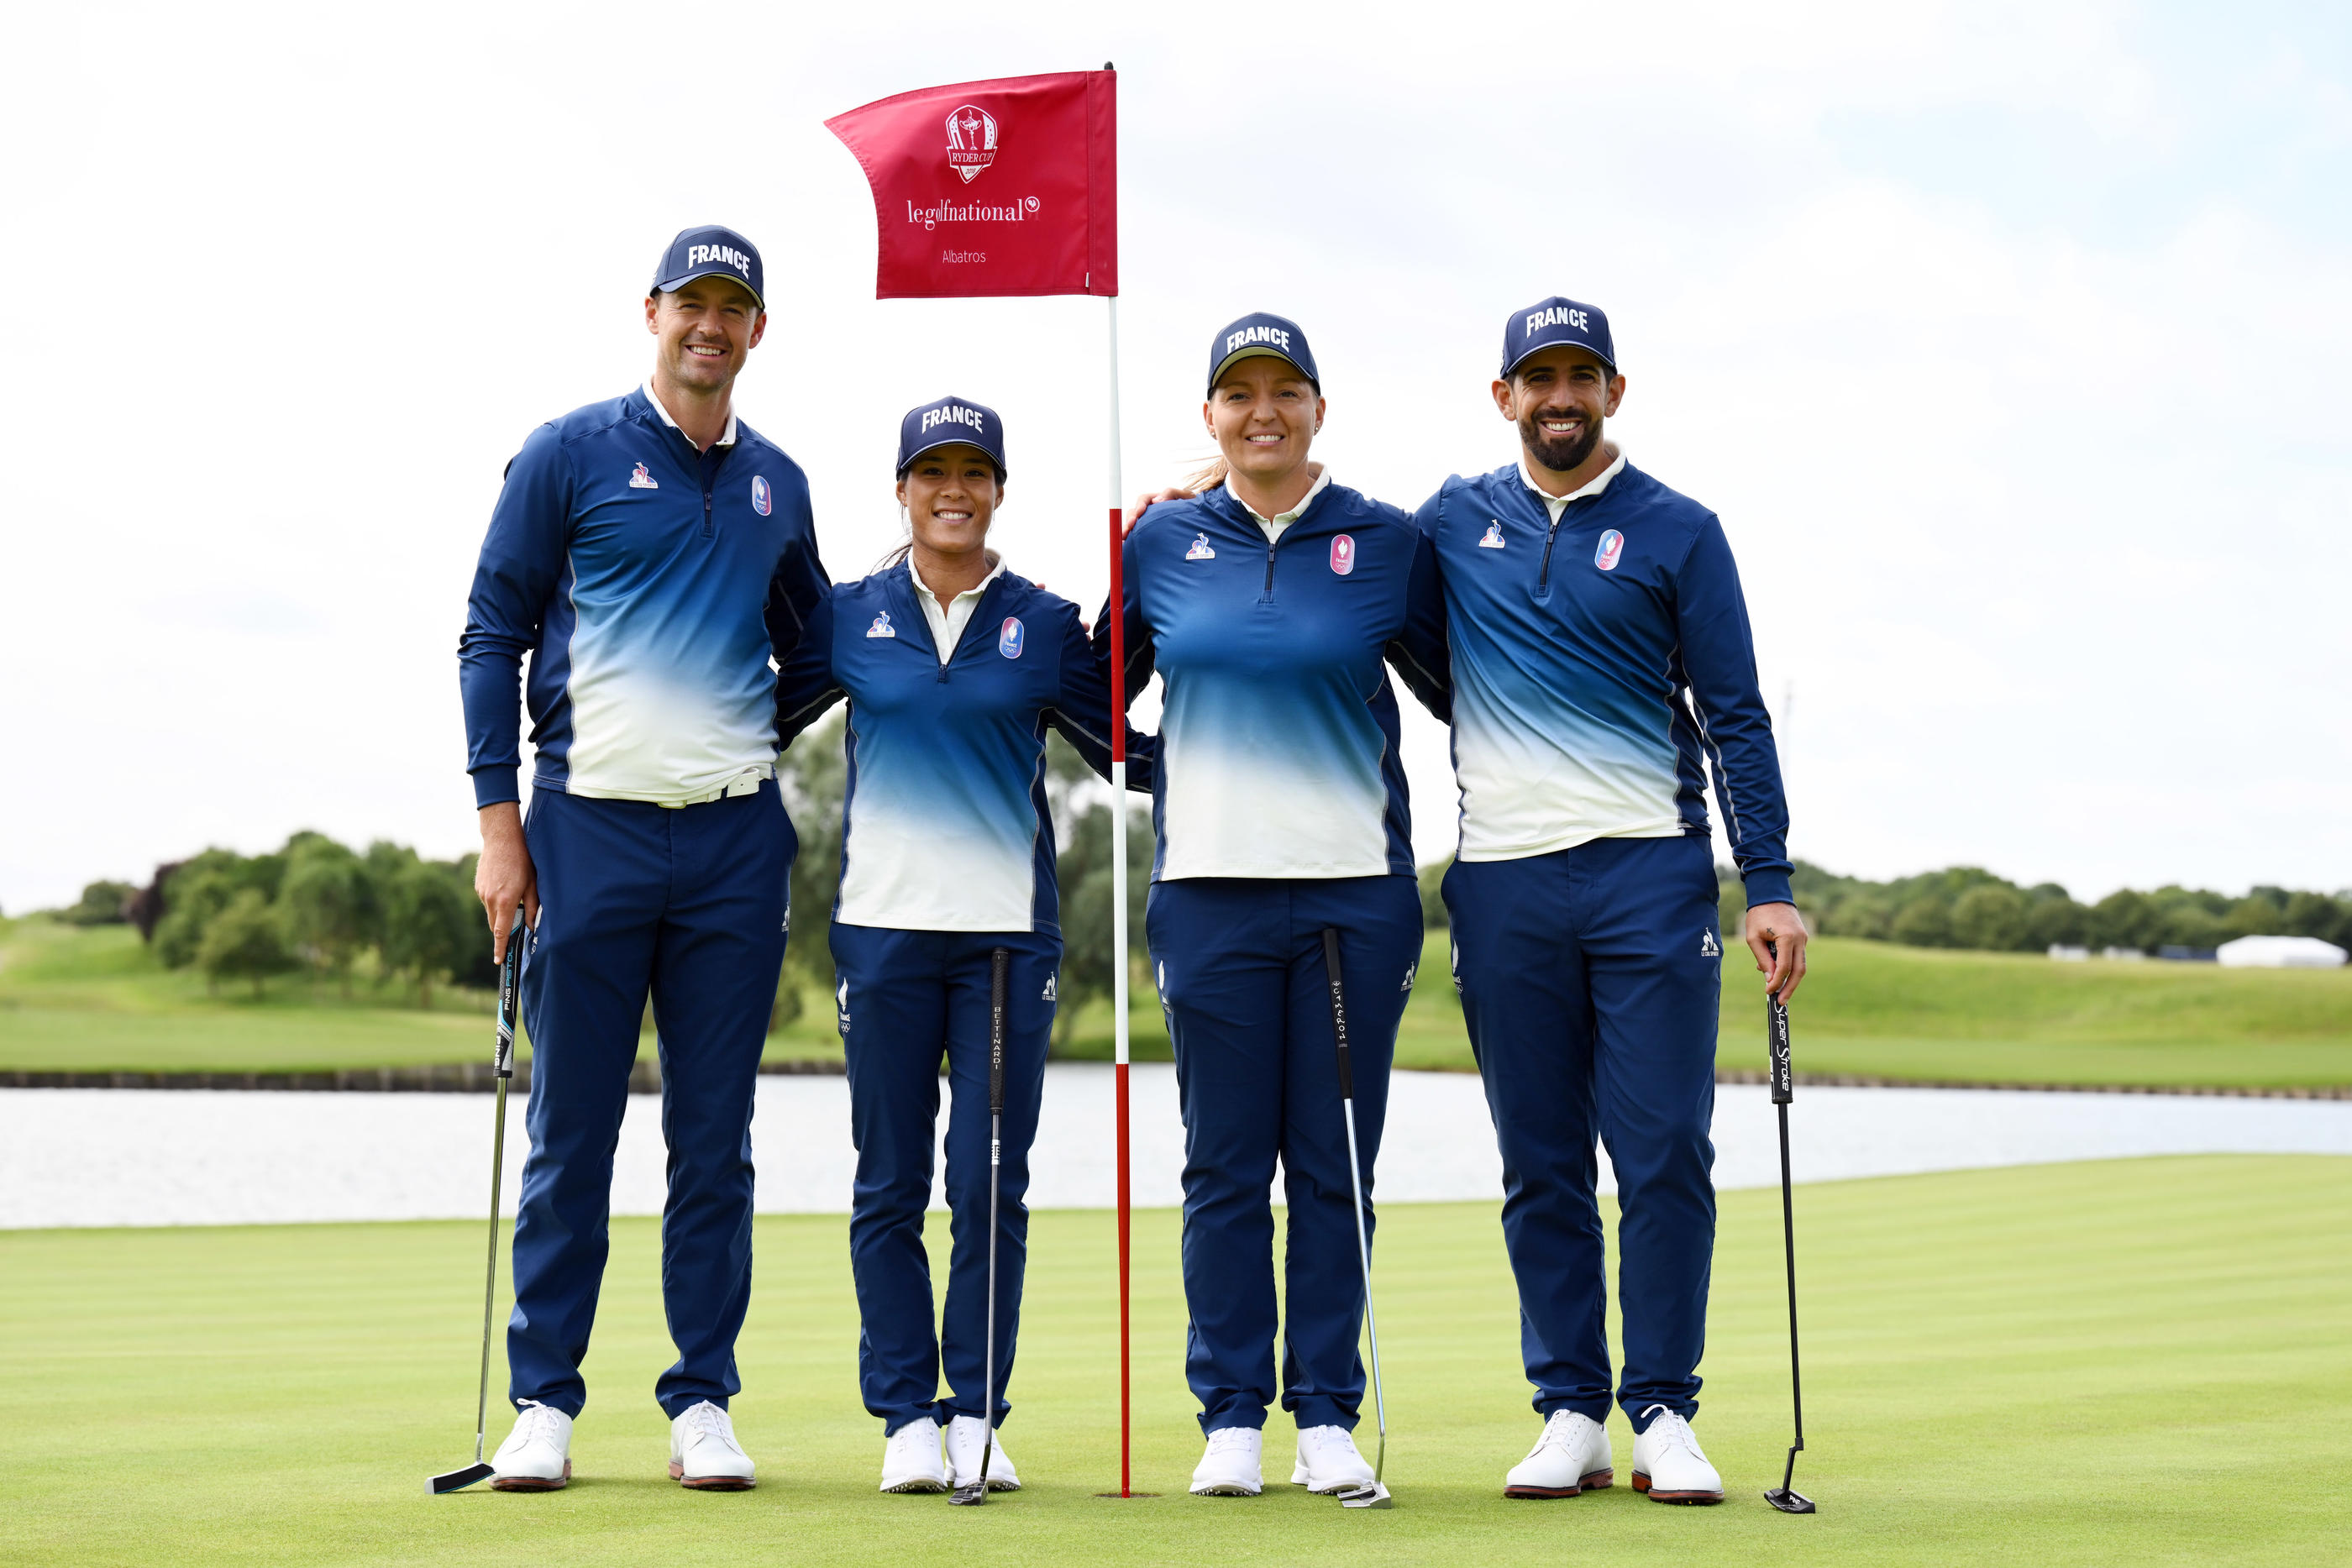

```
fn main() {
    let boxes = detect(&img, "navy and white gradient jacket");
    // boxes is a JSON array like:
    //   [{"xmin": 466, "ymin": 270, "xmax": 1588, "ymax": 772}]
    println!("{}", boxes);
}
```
[
  {"xmin": 1414, "ymin": 457, "xmax": 1793, "ymax": 906},
  {"xmin": 1105, "ymin": 479, "xmax": 1450, "ymax": 883},
  {"xmin": 458, "ymin": 387, "xmax": 828, "ymax": 808},
  {"xmin": 775, "ymin": 562, "xmax": 1147, "ymax": 936}
]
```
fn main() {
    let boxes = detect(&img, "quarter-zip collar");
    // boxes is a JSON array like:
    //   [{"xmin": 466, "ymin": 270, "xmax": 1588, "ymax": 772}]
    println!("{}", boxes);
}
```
[
  {"xmin": 1226, "ymin": 465, "xmax": 1333, "ymax": 545},
  {"xmin": 1518, "ymin": 446, "xmax": 1625, "ymax": 525},
  {"xmin": 641, "ymin": 379, "xmax": 739, "ymax": 451},
  {"xmin": 906, "ymin": 551, "xmax": 1006, "ymax": 666}
]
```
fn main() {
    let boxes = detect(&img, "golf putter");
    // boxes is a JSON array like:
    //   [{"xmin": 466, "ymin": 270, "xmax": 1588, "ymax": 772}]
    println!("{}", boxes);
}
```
[
  {"xmin": 951, "ymin": 948, "xmax": 1012, "ymax": 1507},
  {"xmin": 430, "ymin": 907, "xmax": 525, "ymax": 1495},
  {"xmin": 1320, "ymin": 931, "xmax": 1393, "ymax": 1509},
  {"xmin": 1762, "ymin": 958, "xmax": 1817, "ymax": 1515}
]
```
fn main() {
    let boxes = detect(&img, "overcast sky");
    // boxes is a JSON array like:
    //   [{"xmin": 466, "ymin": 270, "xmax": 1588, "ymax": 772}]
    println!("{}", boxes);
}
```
[{"xmin": 2, "ymin": 1, "xmax": 2345, "ymax": 912}]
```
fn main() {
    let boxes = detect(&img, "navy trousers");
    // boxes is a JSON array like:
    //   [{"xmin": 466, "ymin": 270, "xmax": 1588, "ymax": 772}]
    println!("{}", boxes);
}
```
[
  {"xmin": 1146, "ymin": 875, "xmax": 1423, "ymax": 1435},
  {"xmin": 1443, "ymin": 834, "xmax": 1723, "ymax": 1430},
  {"xmin": 507, "ymin": 780, "xmax": 793, "ymax": 1419},
  {"xmin": 831, "ymin": 924, "xmax": 1056, "ymax": 1435}
]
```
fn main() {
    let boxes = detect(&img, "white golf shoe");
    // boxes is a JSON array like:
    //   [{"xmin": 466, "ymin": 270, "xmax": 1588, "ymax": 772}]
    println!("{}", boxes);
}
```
[
  {"xmin": 490, "ymin": 1400, "xmax": 572, "ymax": 1492},
  {"xmin": 879, "ymin": 1416, "xmax": 949, "ymax": 1493},
  {"xmin": 1290, "ymin": 1424, "xmax": 1376, "ymax": 1494},
  {"xmin": 669, "ymin": 1400, "xmax": 755, "ymax": 1490},
  {"xmin": 1189, "ymin": 1426, "xmax": 1264, "ymax": 1496},
  {"xmin": 1630, "ymin": 1406, "xmax": 1723, "ymax": 1503},
  {"xmin": 1504, "ymin": 1409, "xmax": 1614, "ymax": 1499},
  {"xmin": 945, "ymin": 1413, "xmax": 1021, "ymax": 1492}
]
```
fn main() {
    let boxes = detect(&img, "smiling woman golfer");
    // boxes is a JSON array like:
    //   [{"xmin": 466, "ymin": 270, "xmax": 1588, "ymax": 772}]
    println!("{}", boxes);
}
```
[
  {"xmin": 1106, "ymin": 315, "xmax": 1449, "ymax": 1497},
  {"xmin": 775, "ymin": 396, "xmax": 1142, "ymax": 1497}
]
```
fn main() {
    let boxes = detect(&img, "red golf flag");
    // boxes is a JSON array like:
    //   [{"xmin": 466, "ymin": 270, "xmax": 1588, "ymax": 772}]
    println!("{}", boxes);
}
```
[{"xmin": 826, "ymin": 70, "xmax": 1117, "ymax": 300}]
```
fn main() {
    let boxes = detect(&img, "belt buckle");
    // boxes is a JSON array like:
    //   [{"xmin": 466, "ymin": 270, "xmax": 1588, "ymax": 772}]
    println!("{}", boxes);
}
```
[{"xmin": 726, "ymin": 769, "xmax": 762, "ymax": 800}]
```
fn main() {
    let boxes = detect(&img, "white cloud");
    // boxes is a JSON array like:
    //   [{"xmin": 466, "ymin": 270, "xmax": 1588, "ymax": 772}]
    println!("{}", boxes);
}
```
[{"xmin": 0, "ymin": 0, "xmax": 2344, "ymax": 910}]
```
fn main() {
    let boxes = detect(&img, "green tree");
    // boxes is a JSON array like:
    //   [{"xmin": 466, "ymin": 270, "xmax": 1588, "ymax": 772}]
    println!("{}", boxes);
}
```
[
  {"xmin": 1419, "ymin": 857, "xmax": 1451, "ymax": 929},
  {"xmin": 152, "ymin": 850, "xmax": 265, "ymax": 969},
  {"xmin": 2024, "ymin": 895, "xmax": 2092, "ymax": 949},
  {"xmin": 197, "ymin": 889, "xmax": 296, "ymax": 998},
  {"xmin": 60, "ymin": 880, "xmax": 137, "ymax": 926},
  {"xmin": 2091, "ymin": 889, "xmax": 2156, "ymax": 952},
  {"xmin": 380, "ymin": 855, "xmax": 468, "ymax": 1007},
  {"xmin": 281, "ymin": 837, "xmax": 373, "ymax": 996},
  {"xmin": 776, "ymin": 711, "xmax": 848, "ymax": 1029},
  {"xmin": 1891, "ymin": 899, "xmax": 1952, "ymax": 948},
  {"xmin": 1950, "ymin": 884, "xmax": 2031, "ymax": 952}
]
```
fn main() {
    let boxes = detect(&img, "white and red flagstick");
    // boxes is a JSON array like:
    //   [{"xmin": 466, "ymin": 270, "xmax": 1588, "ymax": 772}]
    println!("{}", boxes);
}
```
[
  {"xmin": 827, "ymin": 66, "xmax": 1139, "ymax": 1497},
  {"xmin": 1103, "ymin": 286, "xmax": 1134, "ymax": 1499}
]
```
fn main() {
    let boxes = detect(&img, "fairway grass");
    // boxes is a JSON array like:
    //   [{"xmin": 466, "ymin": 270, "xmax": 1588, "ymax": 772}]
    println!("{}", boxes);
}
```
[
  {"xmin": 8, "ymin": 919, "xmax": 2349, "ymax": 1087},
  {"xmin": 2, "ymin": 1156, "xmax": 2346, "ymax": 1566}
]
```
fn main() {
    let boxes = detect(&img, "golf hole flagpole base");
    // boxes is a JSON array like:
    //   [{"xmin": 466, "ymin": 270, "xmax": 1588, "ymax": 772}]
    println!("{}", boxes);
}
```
[{"xmin": 1762, "ymin": 974, "xmax": 1816, "ymax": 1516}]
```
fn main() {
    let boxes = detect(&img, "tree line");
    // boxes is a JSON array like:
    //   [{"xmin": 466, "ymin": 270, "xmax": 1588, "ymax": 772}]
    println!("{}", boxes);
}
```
[
  {"xmin": 54, "ymin": 713, "xmax": 1153, "ymax": 1034},
  {"xmin": 62, "ymin": 835, "xmax": 495, "ymax": 1003}
]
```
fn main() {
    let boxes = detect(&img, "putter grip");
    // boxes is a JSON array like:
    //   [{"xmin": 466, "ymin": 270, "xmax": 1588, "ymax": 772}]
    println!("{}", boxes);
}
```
[
  {"xmin": 1320, "ymin": 929, "xmax": 1353, "ymax": 1100},
  {"xmin": 494, "ymin": 910, "xmax": 523, "ymax": 1079},
  {"xmin": 988, "ymin": 948, "xmax": 1008, "ymax": 1114},
  {"xmin": 1767, "ymin": 994, "xmax": 1793, "ymax": 1104}
]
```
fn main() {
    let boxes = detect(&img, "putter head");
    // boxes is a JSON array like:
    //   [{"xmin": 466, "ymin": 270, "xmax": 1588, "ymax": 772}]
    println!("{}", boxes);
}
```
[
  {"xmin": 428, "ymin": 1461, "xmax": 496, "ymax": 1495},
  {"xmin": 948, "ymin": 1480, "xmax": 989, "ymax": 1506},
  {"xmin": 1338, "ymin": 1481, "xmax": 1393, "ymax": 1509},
  {"xmin": 1763, "ymin": 1487, "xmax": 1816, "ymax": 1514}
]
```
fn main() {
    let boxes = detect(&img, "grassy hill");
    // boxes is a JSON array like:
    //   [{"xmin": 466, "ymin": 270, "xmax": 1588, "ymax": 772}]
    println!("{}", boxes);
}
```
[{"xmin": 5, "ymin": 917, "xmax": 2347, "ymax": 1088}]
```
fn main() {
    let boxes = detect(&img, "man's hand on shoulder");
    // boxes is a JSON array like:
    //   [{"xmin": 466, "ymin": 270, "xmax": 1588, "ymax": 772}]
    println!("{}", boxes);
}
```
[
  {"xmin": 475, "ymin": 802, "xmax": 540, "ymax": 962},
  {"xmin": 1126, "ymin": 486, "xmax": 1196, "ymax": 533},
  {"xmin": 1743, "ymin": 900, "xmax": 1809, "ymax": 1002}
]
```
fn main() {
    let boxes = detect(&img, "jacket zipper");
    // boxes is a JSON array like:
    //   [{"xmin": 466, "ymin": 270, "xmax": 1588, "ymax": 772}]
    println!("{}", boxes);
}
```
[
  {"xmin": 1536, "ymin": 513, "xmax": 1562, "ymax": 591},
  {"xmin": 1260, "ymin": 538, "xmax": 1278, "ymax": 603}
]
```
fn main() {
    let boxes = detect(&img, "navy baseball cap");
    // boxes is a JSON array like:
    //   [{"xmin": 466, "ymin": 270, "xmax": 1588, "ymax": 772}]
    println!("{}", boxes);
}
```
[
  {"xmin": 896, "ymin": 396, "xmax": 1006, "ymax": 478},
  {"xmin": 651, "ymin": 225, "xmax": 765, "ymax": 309},
  {"xmin": 1502, "ymin": 296, "xmax": 1616, "ymax": 377},
  {"xmin": 1206, "ymin": 312, "xmax": 1320, "ymax": 394}
]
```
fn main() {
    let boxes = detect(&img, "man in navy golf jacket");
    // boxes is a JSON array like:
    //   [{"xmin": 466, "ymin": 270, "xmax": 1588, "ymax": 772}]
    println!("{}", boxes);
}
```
[
  {"xmin": 1415, "ymin": 296, "xmax": 1808, "ymax": 1505},
  {"xmin": 457, "ymin": 226, "xmax": 826, "ymax": 1493}
]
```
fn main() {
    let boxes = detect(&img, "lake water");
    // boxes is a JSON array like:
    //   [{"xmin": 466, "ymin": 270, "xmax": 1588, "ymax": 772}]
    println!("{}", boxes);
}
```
[{"xmin": 5, "ymin": 1064, "xmax": 2348, "ymax": 1229}]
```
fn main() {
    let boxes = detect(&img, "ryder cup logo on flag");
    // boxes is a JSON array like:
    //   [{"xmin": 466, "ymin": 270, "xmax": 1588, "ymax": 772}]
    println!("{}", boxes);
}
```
[
  {"xmin": 866, "ymin": 610, "xmax": 896, "ymax": 638},
  {"xmin": 1330, "ymin": 534, "xmax": 1356, "ymax": 575},
  {"xmin": 825, "ymin": 70, "xmax": 1118, "ymax": 301},
  {"xmin": 945, "ymin": 105, "xmax": 998, "ymax": 182},
  {"xmin": 1594, "ymin": 528, "xmax": 1625, "ymax": 571},
  {"xmin": 999, "ymin": 616, "xmax": 1025, "ymax": 658},
  {"xmin": 750, "ymin": 475, "xmax": 772, "ymax": 516}
]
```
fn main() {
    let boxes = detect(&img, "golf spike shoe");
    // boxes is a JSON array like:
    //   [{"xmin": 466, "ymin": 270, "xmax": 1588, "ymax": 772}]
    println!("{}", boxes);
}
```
[
  {"xmin": 1504, "ymin": 1409, "xmax": 1614, "ymax": 1498},
  {"xmin": 945, "ymin": 1413, "xmax": 1021, "ymax": 1492},
  {"xmin": 1189, "ymin": 1426, "xmax": 1265, "ymax": 1496},
  {"xmin": 669, "ymin": 1400, "xmax": 755, "ymax": 1490},
  {"xmin": 491, "ymin": 1400, "xmax": 573, "ymax": 1491},
  {"xmin": 1290, "ymin": 1424, "xmax": 1377, "ymax": 1494},
  {"xmin": 1631, "ymin": 1406, "xmax": 1724, "ymax": 1503},
  {"xmin": 879, "ymin": 1416, "xmax": 949, "ymax": 1493}
]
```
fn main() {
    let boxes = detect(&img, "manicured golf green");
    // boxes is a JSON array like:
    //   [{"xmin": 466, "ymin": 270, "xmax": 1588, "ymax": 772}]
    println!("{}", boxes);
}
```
[
  {"xmin": 8, "ymin": 918, "xmax": 2349, "ymax": 1087},
  {"xmin": 2, "ymin": 1156, "xmax": 2345, "ymax": 1565}
]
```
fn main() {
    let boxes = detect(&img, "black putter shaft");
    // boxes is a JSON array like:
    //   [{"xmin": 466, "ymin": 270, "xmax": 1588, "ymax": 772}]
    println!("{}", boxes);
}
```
[
  {"xmin": 1320, "ymin": 930, "xmax": 1391, "ymax": 1507},
  {"xmin": 1763, "ymin": 965, "xmax": 1816, "ymax": 1515},
  {"xmin": 428, "ymin": 907, "xmax": 524, "ymax": 1496},
  {"xmin": 952, "ymin": 948, "xmax": 1011, "ymax": 1506}
]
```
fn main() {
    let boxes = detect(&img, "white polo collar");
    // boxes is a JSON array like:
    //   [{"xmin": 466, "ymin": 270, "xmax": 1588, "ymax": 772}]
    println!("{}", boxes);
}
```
[
  {"xmin": 642, "ymin": 380, "xmax": 738, "ymax": 449},
  {"xmin": 1519, "ymin": 446, "xmax": 1625, "ymax": 522},
  {"xmin": 907, "ymin": 551, "xmax": 1007, "ymax": 664},
  {"xmin": 1231, "ymin": 465, "xmax": 1333, "ymax": 543}
]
